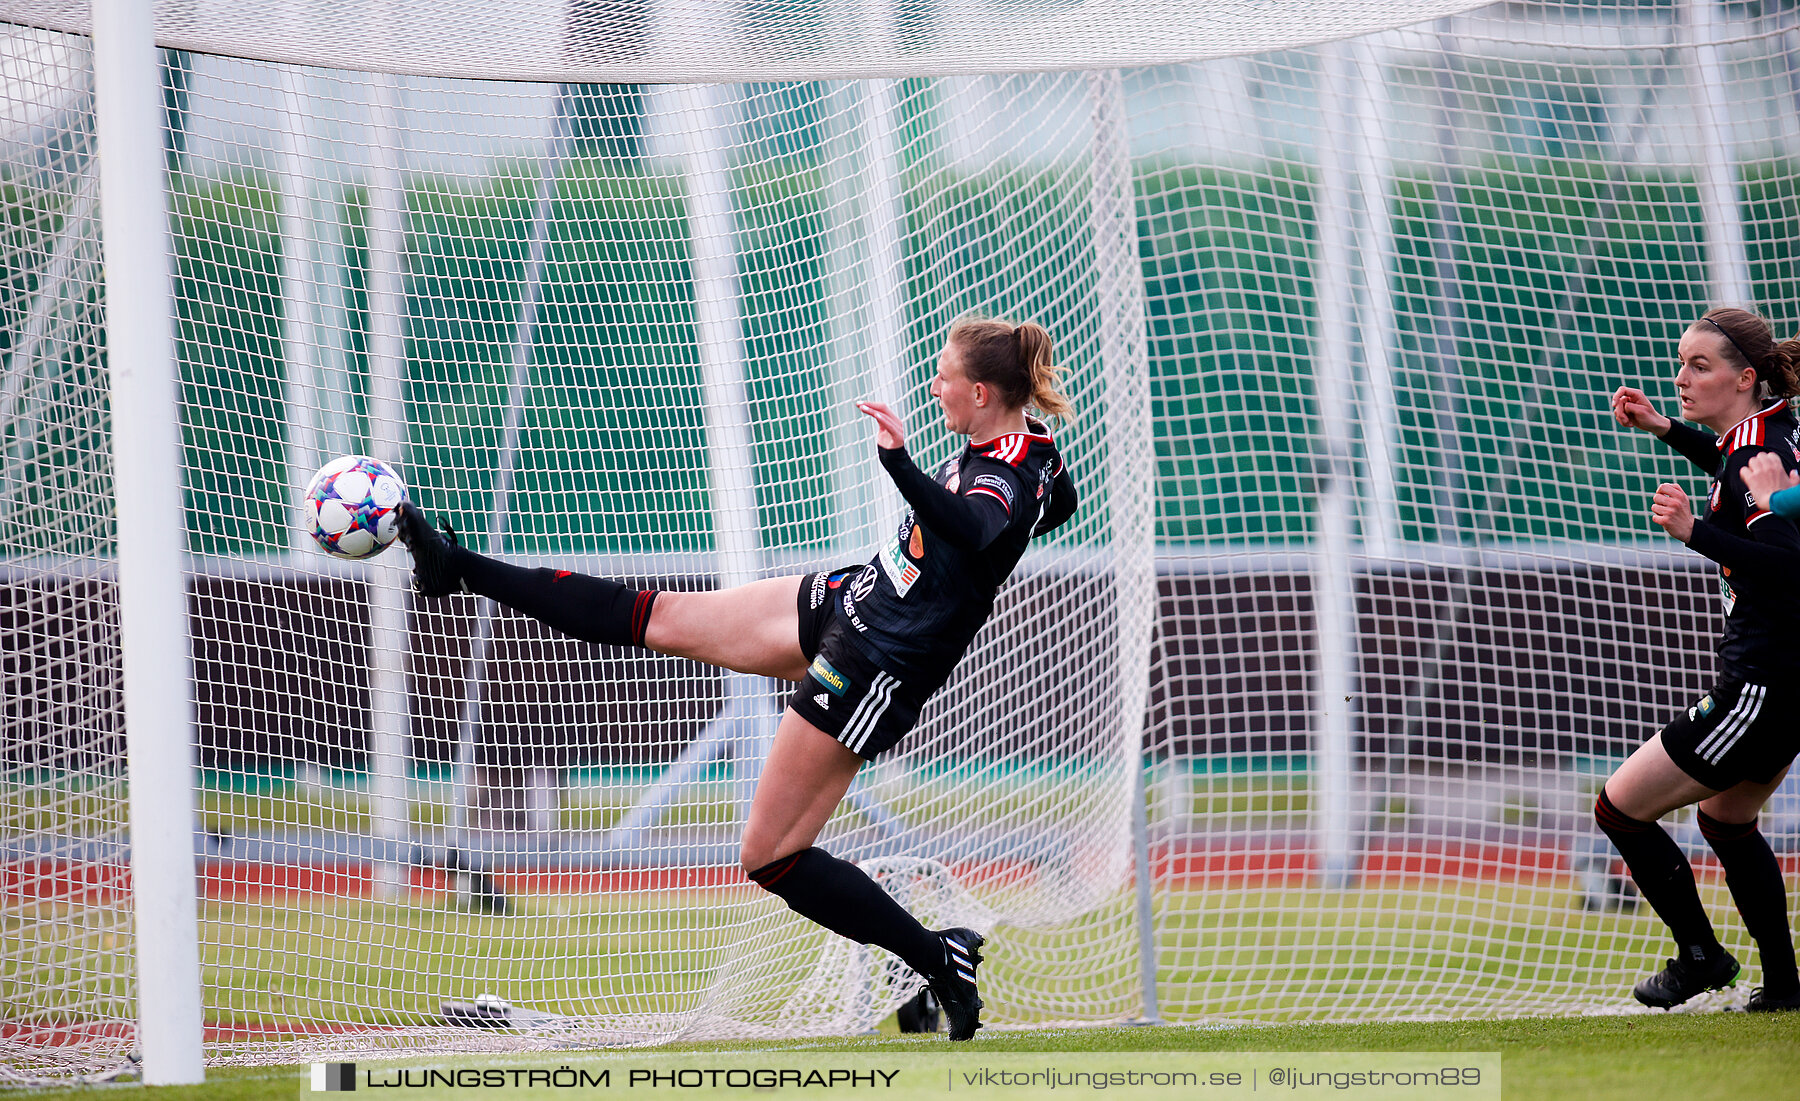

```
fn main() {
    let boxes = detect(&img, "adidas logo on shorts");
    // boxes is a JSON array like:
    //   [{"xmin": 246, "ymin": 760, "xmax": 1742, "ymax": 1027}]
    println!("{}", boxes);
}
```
[{"xmin": 814, "ymin": 694, "xmax": 829, "ymax": 709}]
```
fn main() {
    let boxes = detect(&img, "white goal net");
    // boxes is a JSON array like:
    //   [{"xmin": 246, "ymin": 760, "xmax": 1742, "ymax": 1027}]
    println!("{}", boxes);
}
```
[{"xmin": 4, "ymin": 0, "xmax": 1799, "ymax": 1080}]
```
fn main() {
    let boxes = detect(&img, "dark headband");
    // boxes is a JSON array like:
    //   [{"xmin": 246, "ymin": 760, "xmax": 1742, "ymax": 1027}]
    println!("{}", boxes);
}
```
[{"xmin": 1702, "ymin": 316, "xmax": 1757, "ymax": 370}]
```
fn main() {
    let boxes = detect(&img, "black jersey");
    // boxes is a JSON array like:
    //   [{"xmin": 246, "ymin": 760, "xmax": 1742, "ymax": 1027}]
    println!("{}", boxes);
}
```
[
  {"xmin": 1659, "ymin": 401, "xmax": 1800, "ymax": 679},
  {"xmin": 838, "ymin": 423, "xmax": 1078, "ymax": 680}
]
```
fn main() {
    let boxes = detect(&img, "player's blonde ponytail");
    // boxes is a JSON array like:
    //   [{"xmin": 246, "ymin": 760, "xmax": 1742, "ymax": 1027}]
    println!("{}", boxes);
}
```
[
  {"xmin": 1015, "ymin": 322, "xmax": 1072, "ymax": 422},
  {"xmin": 949, "ymin": 315, "xmax": 1073, "ymax": 424}
]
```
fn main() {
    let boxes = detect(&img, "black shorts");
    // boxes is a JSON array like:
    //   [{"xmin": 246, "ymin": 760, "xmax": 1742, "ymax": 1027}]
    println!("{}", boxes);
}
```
[
  {"xmin": 789, "ymin": 565, "xmax": 938, "ymax": 760},
  {"xmin": 1660, "ymin": 676, "xmax": 1800, "ymax": 791},
  {"xmin": 796, "ymin": 563, "xmax": 865, "ymax": 656}
]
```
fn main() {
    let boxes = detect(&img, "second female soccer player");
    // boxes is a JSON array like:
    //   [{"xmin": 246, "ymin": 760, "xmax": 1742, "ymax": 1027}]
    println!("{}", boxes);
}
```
[{"xmin": 1605, "ymin": 306, "xmax": 1800, "ymax": 1012}]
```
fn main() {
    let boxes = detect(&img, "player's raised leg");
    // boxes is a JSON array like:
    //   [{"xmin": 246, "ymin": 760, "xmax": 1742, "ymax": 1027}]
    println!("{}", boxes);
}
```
[
  {"xmin": 643, "ymin": 584, "xmax": 809, "ymax": 680},
  {"xmin": 397, "ymin": 502, "xmax": 807, "ymax": 679},
  {"xmin": 740, "ymin": 710, "xmax": 985, "ymax": 1040}
]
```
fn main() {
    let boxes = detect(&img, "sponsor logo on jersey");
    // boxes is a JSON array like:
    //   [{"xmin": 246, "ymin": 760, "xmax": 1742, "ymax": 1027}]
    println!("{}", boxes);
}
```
[
  {"xmin": 852, "ymin": 564, "xmax": 878, "ymax": 601},
  {"xmin": 969, "ymin": 472, "xmax": 1015, "ymax": 511},
  {"xmin": 809, "ymin": 571, "xmax": 828, "ymax": 610},
  {"xmin": 842, "ymin": 591, "xmax": 868, "ymax": 633},
  {"xmin": 1709, "ymin": 482, "xmax": 1721, "ymax": 512},
  {"xmin": 1721, "ymin": 575, "xmax": 1737, "ymax": 615},
  {"xmin": 809, "ymin": 656, "xmax": 849, "ymax": 696},
  {"xmin": 814, "ymin": 693, "xmax": 829, "ymax": 710},
  {"xmin": 879, "ymin": 539, "xmax": 921, "ymax": 597},
  {"xmin": 909, "ymin": 523, "xmax": 924, "ymax": 559}
]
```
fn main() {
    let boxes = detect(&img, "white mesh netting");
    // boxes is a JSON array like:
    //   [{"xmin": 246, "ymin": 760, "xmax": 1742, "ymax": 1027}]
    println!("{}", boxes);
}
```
[
  {"xmin": 4, "ymin": 0, "xmax": 1799, "ymax": 1081},
  {"xmin": 8, "ymin": 0, "xmax": 1496, "ymax": 80}
]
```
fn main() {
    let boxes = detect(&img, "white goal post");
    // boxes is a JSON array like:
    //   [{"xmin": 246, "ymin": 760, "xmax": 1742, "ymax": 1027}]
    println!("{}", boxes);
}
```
[
  {"xmin": 90, "ymin": 0, "xmax": 203, "ymax": 1085},
  {"xmin": 3, "ymin": 0, "xmax": 1799, "ymax": 1083}
]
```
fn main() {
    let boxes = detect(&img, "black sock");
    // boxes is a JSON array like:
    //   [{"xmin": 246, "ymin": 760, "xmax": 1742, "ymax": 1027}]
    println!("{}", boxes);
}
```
[
  {"xmin": 1698, "ymin": 810, "xmax": 1798, "ymax": 994},
  {"xmin": 451, "ymin": 549, "xmax": 656, "ymax": 647},
  {"xmin": 1595, "ymin": 789, "xmax": 1722, "ymax": 959},
  {"xmin": 747, "ymin": 847, "xmax": 944, "ymax": 976}
]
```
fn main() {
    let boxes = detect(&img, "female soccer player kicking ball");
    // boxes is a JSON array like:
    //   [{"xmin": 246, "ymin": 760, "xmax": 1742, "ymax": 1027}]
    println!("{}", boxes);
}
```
[
  {"xmin": 399, "ymin": 317, "xmax": 1078, "ymax": 1040},
  {"xmin": 1605, "ymin": 307, "xmax": 1800, "ymax": 1012}
]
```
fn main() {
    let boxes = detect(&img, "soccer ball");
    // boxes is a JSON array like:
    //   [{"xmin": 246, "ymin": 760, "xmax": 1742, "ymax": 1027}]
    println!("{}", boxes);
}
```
[{"xmin": 302, "ymin": 455, "xmax": 407, "ymax": 560}]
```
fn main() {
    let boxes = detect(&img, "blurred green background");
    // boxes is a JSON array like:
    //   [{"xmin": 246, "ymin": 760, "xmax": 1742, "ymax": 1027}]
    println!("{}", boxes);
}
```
[{"xmin": 144, "ymin": 153, "xmax": 1800, "ymax": 556}]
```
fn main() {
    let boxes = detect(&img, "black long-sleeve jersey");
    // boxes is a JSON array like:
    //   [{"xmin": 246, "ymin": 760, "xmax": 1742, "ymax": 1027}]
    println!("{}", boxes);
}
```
[
  {"xmin": 838, "ymin": 423, "xmax": 1078, "ymax": 681},
  {"xmin": 1658, "ymin": 400, "xmax": 1800, "ymax": 679}
]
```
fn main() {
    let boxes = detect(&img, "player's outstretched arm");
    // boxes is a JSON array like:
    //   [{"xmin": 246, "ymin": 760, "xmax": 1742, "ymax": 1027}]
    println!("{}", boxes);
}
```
[
  {"xmin": 875, "ymin": 446, "xmax": 1011, "ymax": 551},
  {"xmin": 858, "ymin": 400, "xmax": 1011, "ymax": 551}
]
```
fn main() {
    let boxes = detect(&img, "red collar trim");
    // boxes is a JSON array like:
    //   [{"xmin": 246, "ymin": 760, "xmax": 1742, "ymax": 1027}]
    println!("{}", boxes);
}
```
[
  {"xmin": 973, "ymin": 430, "xmax": 1052, "ymax": 450},
  {"xmin": 1715, "ymin": 401, "xmax": 1788, "ymax": 455},
  {"xmin": 973, "ymin": 431, "xmax": 1053, "ymax": 466}
]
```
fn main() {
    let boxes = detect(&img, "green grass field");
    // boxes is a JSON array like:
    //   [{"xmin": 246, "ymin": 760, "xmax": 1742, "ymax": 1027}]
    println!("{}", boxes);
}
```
[
  {"xmin": 6, "ymin": 879, "xmax": 1721, "ymax": 1029},
  {"xmin": 15, "ymin": 1016, "xmax": 1800, "ymax": 1101},
  {"xmin": 12, "ymin": 773, "xmax": 1795, "ymax": 1098}
]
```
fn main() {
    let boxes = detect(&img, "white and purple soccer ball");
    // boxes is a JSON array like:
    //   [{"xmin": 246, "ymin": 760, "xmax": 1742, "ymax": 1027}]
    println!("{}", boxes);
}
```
[{"xmin": 302, "ymin": 455, "xmax": 407, "ymax": 560}]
